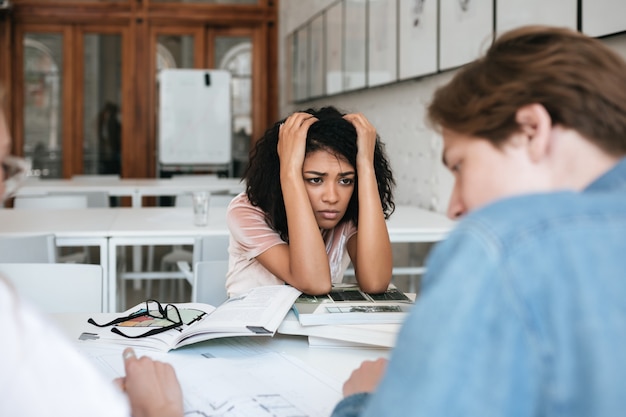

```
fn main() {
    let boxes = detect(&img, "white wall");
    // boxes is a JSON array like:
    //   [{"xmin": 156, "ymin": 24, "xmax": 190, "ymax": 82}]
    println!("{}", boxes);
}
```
[{"xmin": 279, "ymin": 0, "xmax": 626, "ymax": 215}]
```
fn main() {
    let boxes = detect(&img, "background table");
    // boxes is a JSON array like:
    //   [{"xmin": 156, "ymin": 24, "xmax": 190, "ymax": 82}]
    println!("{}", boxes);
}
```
[
  {"xmin": 1, "ymin": 205, "xmax": 455, "ymax": 312},
  {"xmin": 15, "ymin": 177, "xmax": 245, "ymax": 207},
  {"xmin": 107, "ymin": 206, "xmax": 230, "ymax": 311},
  {"xmin": 0, "ymin": 208, "xmax": 116, "ymax": 309},
  {"xmin": 51, "ymin": 312, "xmax": 391, "ymax": 387}
]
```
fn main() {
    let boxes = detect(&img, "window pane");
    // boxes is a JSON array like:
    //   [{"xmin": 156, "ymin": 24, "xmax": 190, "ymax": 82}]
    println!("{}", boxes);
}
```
[
  {"xmin": 157, "ymin": 34, "xmax": 195, "ymax": 71},
  {"xmin": 83, "ymin": 33, "xmax": 122, "ymax": 175},
  {"xmin": 215, "ymin": 36, "xmax": 252, "ymax": 177},
  {"xmin": 23, "ymin": 33, "xmax": 63, "ymax": 179}
]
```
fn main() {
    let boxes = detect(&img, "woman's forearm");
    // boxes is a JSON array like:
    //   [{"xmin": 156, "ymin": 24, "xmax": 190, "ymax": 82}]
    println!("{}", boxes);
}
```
[{"xmin": 354, "ymin": 164, "xmax": 393, "ymax": 293}]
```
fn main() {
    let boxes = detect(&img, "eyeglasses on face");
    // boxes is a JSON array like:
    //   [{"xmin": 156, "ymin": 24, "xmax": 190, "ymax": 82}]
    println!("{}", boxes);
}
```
[
  {"xmin": 1, "ymin": 155, "xmax": 30, "ymax": 202},
  {"xmin": 88, "ymin": 299, "xmax": 183, "ymax": 339}
]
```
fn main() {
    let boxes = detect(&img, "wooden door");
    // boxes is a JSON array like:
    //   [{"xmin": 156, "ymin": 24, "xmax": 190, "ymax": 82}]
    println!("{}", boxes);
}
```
[{"xmin": 0, "ymin": 0, "xmax": 277, "ymax": 179}]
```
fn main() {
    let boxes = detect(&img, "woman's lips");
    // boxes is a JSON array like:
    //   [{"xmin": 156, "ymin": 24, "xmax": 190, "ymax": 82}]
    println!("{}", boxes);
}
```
[{"xmin": 319, "ymin": 210, "xmax": 340, "ymax": 220}]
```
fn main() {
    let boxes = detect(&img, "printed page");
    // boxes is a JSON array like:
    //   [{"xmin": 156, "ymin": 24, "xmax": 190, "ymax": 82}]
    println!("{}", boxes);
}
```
[{"xmin": 78, "ymin": 344, "xmax": 342, "ymax": 417}]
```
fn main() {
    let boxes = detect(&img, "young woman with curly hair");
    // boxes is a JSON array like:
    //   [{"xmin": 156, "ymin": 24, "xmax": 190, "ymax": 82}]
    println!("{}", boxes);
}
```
[{"xmin": 226, "ymin": 106, "xmax": 395, "ymax": 296}]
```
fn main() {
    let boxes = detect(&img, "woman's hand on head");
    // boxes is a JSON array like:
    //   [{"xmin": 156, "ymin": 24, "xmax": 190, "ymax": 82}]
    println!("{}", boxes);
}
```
[
  {"xmin": 342, "ymin": 358, "xmax": 388, "ymax": 397},
  {"xmin": 114, "ymin": 348, "xmax": 184, "ymax": 417},
  {"xmin": 344, "ymin": 113, "xmax": 377, "ymax": 165},
  {"xmin": 277, "ymin": 112, "xmax": 318, "ymax": 175}
]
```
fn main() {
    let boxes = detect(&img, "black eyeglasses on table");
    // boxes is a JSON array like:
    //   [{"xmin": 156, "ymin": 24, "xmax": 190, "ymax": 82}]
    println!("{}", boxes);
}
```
[{"xmin": 88, "ymin": 299, "xmax": 183, "ymax": 339}]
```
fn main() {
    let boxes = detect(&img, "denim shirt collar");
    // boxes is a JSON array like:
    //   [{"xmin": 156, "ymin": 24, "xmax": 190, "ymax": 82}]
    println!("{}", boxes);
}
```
[{"xmin": 584, "ymin": 157, "xmax": 626, "ymax": 193}]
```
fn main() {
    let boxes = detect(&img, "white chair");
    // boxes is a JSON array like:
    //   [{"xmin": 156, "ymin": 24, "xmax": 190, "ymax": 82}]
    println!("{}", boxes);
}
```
[
  {"xmin": 49, "ymin": 191, "xmax": 110, "ymax": 208},
  {"xmin": 0, "ymin": 235, "xmax": 57, "ymax": 263},
  {"xmin": 0, "ymin": 263, "xmax": 104, "ymax": 313},
  {"xmin": 146, "ymin": 194, "xmax": 234, "ymax": 300},
  {"xmin": 13, "ymin": 195, "xmax": 91, "ymax": 263},
  {"xmin": 72, "ymin": 174, "xmax": 120, "ymax": 181},
  {"xmin": 177, "ymin": 234, "xmax": 230, "ymax": 305},
  {"xmin": 159, "ymin": 192, "xmax": 234, "ymax": 270},
  {"xmin": 191, "ymin": 260, "xmax": 229, "ymax": 306},
  {"xmin": 14, "ymin": 195, "xmax": 89, "ymax": 210}
]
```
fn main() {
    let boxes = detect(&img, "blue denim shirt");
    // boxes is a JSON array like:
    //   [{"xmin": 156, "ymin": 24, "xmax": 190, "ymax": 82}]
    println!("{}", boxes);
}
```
[{"xmin": 331, "ymin": 158, "xmax": 626, "ymax": 417}]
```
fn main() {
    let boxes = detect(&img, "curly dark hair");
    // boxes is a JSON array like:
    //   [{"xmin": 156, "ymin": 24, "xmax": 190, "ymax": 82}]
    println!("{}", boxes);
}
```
[{"xmin": 243, "ymin": 106, "xmax": 395, "ymax": 242}]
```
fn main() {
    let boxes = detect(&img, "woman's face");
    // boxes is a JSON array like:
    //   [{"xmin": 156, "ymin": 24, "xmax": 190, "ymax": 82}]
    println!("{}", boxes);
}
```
[{"xmin": 302, "ymin": 149, "xmax": 355, "ymax": 230}]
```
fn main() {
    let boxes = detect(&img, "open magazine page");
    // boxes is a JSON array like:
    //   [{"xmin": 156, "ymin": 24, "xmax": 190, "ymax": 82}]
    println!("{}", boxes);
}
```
[
  {"xmin": 293, "ymin": 284, "xmax": 414, "ymax": 326},
  {"xmin": 81, "ymin": 302, "xmax": 218, "ymax": 351},
  {"xmin": 80, "ymin": 285, "xmax": 302, "ymax": 352}
]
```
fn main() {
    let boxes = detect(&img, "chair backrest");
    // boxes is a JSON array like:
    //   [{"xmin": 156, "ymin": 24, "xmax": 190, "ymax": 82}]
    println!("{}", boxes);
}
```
[
  {"xmin": 13, "ymin": 195, "xmax": 89, "ymax": 210},
  {"xmin": 72, "ymin": 174, "xmax": 121, "ymax": 181},
  {"xmin": 191, "ymin": 260, "xmax": 229, "ymax": 306},
  {"xmin": 0, "ymin": 263, "xmax": 103, "ymax": 313},
  {"xmin": 190, "ymin": 234, "xmax": 230, "ymax": 305},
  {"xmin": 0, "ymin": 235, "xmax": 57, "ymax": 263},
  {"xmin": 195, "ymin": 234, "xmax": 230, "ymax": 262},
  {"xmin": 49, "ymin": 191, "xmax": 110, "ymax": 208}
]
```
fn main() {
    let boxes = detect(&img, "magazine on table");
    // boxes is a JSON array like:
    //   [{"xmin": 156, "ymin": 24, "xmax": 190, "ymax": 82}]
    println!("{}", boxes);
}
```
[
  {"xmin": 292, "ymin": 283, "xmax": 414, "ymax": 326},
  {"xmin": 278, "ymin": 309, "xmax": 402, "ymax": 348},
  {"xmin": 79, "ymin": 285, "xmax": 302, "ymax": 352}
]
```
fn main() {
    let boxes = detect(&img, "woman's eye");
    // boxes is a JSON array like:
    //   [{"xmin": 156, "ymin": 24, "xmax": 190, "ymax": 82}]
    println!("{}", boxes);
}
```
[
  {"xmin": 307, "ymin": 177, "xmax": 322, "ymax": 184},
  {"xmin": 339, "ymin": 178, "xmax": 354, "ymax": 185}
]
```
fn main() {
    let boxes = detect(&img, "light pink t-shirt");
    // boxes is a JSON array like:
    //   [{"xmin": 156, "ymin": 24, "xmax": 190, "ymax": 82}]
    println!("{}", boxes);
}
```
[{"xmin": 225, "ymin": 192, "xmax": 357, "ymax": 296}]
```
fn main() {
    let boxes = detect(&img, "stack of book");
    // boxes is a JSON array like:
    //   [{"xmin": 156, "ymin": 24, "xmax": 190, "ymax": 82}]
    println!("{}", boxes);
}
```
[{"xmin": 277, "ymin": 284, "xmax": 414, "ymax": 348}]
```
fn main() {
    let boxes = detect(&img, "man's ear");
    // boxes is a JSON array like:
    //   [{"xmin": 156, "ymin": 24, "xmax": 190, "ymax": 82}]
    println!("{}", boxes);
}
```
[{"xmin": 515, "ymin": 103, "xmax": 553, "ymax": 163}]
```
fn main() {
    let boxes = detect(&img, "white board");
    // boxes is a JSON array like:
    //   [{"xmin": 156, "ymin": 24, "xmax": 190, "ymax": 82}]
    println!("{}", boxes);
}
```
[
  {"xmin": 158, "ymin": 69, "xmax": 232, "ymax": 165},
  {"xmin": 582, "ymin": 0, "xmax": 626, "ymax": 38},
  {"xmin": 439, "ymin": 0, "xmax": 493, "ymax": 71},
  {"xmin": 496, "ymin": 0, "xmax": 577, "ymax": 35}
]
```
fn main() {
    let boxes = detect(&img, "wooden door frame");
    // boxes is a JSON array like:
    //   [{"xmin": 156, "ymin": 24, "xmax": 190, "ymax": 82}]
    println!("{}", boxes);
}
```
[
  {"xmin": 209, "ymin": 25, "xmax": 269, "ymax": 151},
  {"xmin": 73, "ymin": 24, "xmax": 132, "ymax": 177},
  {"xmin": 4, "ymin": 0, "xmax": 278, "ymax": 179},
  {"xmin": 12, "ymin": 24, "xmax": 132, "ymax": 178},
  {"xmin": 12, "ymin": 24, "xmax": 74, "ymax": 177}
]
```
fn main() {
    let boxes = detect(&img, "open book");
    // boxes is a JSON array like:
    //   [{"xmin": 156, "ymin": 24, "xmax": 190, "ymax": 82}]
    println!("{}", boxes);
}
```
[
  {"xmin": 292, "ymin": 284, "xmax": 414, "ymax": 326},
  {"xmin": 80, "ymin": 285, "xmax": 302, "ymax": 352}
]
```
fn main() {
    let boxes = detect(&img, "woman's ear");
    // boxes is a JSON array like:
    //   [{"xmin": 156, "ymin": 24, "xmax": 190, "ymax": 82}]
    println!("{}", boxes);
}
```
[{"xmin": 515, "ymin": 104, "xmax": 553, "ymax": 163}]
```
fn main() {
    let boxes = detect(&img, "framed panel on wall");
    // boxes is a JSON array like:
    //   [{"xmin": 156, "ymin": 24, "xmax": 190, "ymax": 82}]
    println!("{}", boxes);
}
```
[
  {"xmin": 309, "ymin": 14, "xmax": 325, "ymax": 98},
  {"xmin": 343, "ymin": 0, "xmax": 367, "ymax": 91},
  {"xmin": 496, "ymin": 0, "xmax": 576, "ymax": 35},
  {"xmin": 294, "ymin": 25, "xmax": 309, "ymax": 101},
  {"xmin": 367, "ymin": 0, "xmax": 397, "ymax": 87},
  {"xmin": 582, "ymin": 0, "xmax": 626, "ymax": 37},
  {"xmin": 325, "ymin": 0, "xmax": 344, "ymax": 95},
  {"xmin": 398, "ymin": 0, "xmax": 437, "ymax": 80},
  {"xmin": 439, "ymin": 0, "xmax": 493, "ymax": 71},
  {"xmin": 286, "ymin": 32, "xmax": 295, "ymax": 104}
]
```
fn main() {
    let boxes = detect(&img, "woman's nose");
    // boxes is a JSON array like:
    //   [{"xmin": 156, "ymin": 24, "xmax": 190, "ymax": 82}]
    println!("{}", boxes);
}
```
[{"xmin": 322, "ymin": 183, "xmax": 339, "ymax": 203}]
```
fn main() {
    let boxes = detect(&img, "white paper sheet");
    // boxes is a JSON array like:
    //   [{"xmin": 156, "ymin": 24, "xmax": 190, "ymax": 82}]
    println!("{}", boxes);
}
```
[{"xmin": 77, "ymin": 342, "xmax": 342, "ymax": 417}]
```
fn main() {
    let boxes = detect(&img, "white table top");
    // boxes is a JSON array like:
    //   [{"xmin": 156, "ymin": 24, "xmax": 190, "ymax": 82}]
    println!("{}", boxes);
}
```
[
  {"xmin": 50, "ymin": 312, "xmax": 390, "ymax": 384},
  {"xmin": 15, "ymin": 177, "xmax": 245, "ymax": 203},
  {"xmin": 386, "ymin": 205, "xmax": 455, "ymax": 242},
  {"xmin": 0, "ymin": 205, "xmax": 454, "ymax": 241},
  {"xmin": 108, "ymin": 206, "xmax": 229, "ymax": 238},
  {"xmin": 0, "ymin": 207, "xmax": 118, "ymax": 238}
]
